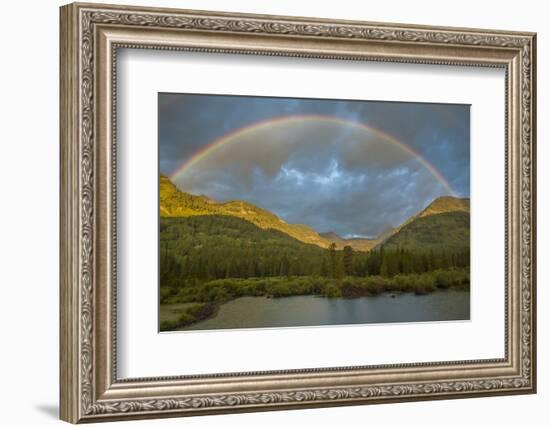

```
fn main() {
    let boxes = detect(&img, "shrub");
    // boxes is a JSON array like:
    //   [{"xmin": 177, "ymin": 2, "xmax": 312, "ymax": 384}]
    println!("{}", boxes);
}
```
[{"xmin": 324, "ymin": 283, "xmax": 342, "ymax": 298}]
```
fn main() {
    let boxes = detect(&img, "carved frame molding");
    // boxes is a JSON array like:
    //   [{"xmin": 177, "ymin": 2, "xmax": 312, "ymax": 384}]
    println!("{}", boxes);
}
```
[{"xmin": 60, "ymin": 2, "xmax": 536, "ymax": 423}]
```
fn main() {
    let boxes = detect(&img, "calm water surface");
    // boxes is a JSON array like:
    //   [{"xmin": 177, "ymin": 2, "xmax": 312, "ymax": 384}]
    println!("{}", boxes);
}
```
[{"xmin": 178, "ymin": 291, "xmax": 470, "ymax": 331}]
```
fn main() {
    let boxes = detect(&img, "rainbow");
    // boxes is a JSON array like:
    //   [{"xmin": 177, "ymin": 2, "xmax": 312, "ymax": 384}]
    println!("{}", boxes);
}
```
[{"xmin": 170, "ymin": 114, "xmax": 456, "ymax": 196}]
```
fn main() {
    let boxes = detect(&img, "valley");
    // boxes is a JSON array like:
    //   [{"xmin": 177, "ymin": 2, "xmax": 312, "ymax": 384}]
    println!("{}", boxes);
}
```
[{"xmin": 159, "ymin": 175, "xmax": 471, "ymax": 331}]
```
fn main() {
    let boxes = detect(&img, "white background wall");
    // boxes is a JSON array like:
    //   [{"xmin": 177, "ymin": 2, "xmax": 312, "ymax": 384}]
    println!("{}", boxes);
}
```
[{"xmin": 0, "ymin": 0, "xmax": 545, "ymax": 426}]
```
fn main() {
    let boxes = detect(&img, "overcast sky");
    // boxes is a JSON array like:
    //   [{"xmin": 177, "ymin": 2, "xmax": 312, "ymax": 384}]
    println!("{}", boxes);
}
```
[{"xmin": 159, "ymin": 93, "xmax": 469, "ymax": 238}]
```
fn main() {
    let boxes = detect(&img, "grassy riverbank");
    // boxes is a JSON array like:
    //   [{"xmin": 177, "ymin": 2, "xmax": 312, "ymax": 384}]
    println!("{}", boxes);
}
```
[{"xmin": 160, "ymin": 268, "xmax": 469, "ymax": 331}]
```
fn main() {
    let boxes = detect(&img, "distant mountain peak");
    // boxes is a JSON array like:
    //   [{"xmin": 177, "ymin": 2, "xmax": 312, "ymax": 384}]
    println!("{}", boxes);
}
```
[
  {"xmin": 418, "ymin": 196, "xmax": 470, "ymax": 219},
  {"xmin": 320, "ymin": 231, "xmax": 378, "ymax": 252},
  {"xmin": 320, "ymin": 231, "xmax": 341, "ymax": 240}
]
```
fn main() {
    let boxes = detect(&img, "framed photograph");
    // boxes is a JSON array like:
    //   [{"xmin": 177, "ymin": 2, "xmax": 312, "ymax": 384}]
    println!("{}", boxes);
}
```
[{"xmin": 60, "ymin": 2, "xmax": 536, "ymax": 423}]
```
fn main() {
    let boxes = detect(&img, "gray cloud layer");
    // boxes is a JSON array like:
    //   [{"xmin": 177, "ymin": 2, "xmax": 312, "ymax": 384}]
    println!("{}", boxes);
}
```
[{"xmin": 160, "ymin": 94, "xmax": 469, "ymax": 237}]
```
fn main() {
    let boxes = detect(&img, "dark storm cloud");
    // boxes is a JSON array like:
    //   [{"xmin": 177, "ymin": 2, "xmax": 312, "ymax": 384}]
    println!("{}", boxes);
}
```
[{"xmin": 159, "ymin": 93, "xmax": 470, "ymax": 237}]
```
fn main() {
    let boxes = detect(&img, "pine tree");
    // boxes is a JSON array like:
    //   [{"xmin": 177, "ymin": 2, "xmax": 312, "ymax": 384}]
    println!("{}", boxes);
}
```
[
  {"xmin": 320, "ymin": 257, "xmax": 328, "ymax": 277},
  {"xmin": 380, "ymin": 250, "xmax": 398, "ymax": 277},
  {"xmin": 335, "ymin": 253, "xmax": 345, "ymax": 279},
  {"xmin": 380, "ymin": 256, "xmax": 388, "ymax": 277},
  {"xmin": 279, "ymin": 254, "xmax": 290, "ymax": 278},
  {"xmin": 328, "ymin": 243, "xmax": 337, "ymax": 278},
  {"xmin": 343, "ymin": 245, "xmax": 353, "ymax": 276}
]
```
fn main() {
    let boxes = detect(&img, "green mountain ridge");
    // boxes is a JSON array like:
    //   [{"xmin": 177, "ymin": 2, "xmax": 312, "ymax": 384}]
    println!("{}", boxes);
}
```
[
  {"xmin": 160, "ymin": 175, "xmax": 330, "ymax": 248},
  {"xmin": 381, "ymin": 211, "xmax": 470, "ymax": 252},
  {"xmin": 160, "ymin": 175, "xmax": 470, "ymax": 252},
  {"xmin": 374, "ymin": 196, "xmax": 470, "ymax": 247}
]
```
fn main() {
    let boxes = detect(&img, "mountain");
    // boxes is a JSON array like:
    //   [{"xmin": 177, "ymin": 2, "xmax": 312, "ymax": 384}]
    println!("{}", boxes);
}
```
[
  {"xmin": 380, "ymin": 196, "xmax": 470, "ymax": 252},
  {"xmin": 319, "ymin": 232, "xmax": 378, "ymax": 252},
  {"xmin": 319, "ymin": 232, "xmax": 344, "ymax": 244},
  {"xmin": 161, "ymin": 214, "xmax": 329, "ymax": 279},
  {"xmin": 417, "ymin": 196, "xmax": 470, "ymax": 219},
  {"xmin": 377, "ymin": 226, "xmax": 398, "ymax": 242},
  {"xmin": 160, "ymin": 175, "xmax": 331, "ymax": 248},
  {"xmin": 375, "ymin": 196, "xmax": 470, "ymax": 246},
  {"xmin": 161, "ymin": 175, "xmax": 470, "ymax": 253}
]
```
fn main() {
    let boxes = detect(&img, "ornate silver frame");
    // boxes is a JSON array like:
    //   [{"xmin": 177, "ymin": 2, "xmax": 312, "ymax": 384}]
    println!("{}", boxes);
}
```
[{"xmin": 60, "ymin": 2, "xmax": 537, "ymax": 423}]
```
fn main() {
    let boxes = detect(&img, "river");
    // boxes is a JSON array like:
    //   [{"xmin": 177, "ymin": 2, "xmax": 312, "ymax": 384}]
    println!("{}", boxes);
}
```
[{"xmin": 177, "ymin": 290, "xmax": 470, "ymax": 331}]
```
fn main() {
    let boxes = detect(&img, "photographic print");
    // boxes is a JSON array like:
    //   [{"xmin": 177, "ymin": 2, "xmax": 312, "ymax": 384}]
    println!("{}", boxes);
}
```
[
  {"xmin": 60, "ymin": 5, "xmax": 536, "ymax": 419},
  {"xmin": 159, "ymin": 93, "xmax": 470, "ymax": 332}
]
